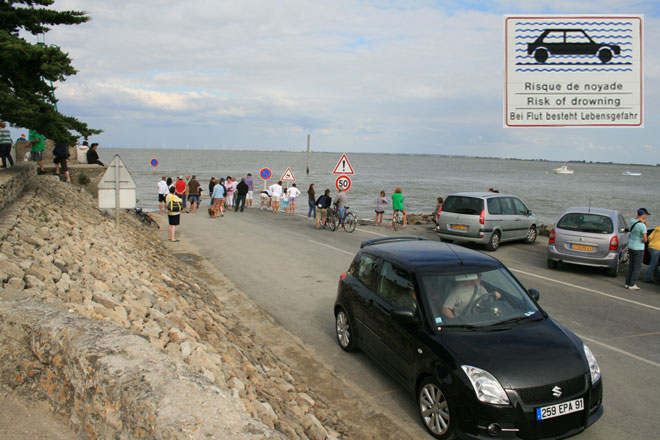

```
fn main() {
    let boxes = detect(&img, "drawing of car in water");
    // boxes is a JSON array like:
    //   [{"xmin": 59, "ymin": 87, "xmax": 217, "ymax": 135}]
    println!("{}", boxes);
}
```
[{"xmin": 527, "ymin": 29, "xmax": 621, "ymax": 63}]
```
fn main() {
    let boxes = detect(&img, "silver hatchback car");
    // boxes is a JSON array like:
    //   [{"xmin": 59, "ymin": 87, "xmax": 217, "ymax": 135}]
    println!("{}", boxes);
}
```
[
  {"xmin": 437, "ymin": 192, "xmax": 538, "ymax": 251},
  {"xmin": 547, "ymin": 207, "xmax": 629, "ymax": 277}
]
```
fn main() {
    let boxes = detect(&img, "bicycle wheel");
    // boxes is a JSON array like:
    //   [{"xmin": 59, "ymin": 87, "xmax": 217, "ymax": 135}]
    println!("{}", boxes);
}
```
[
  {"xmin": 344, "ymin": 212, "xmax": 356, "ymax": 233},
  {"xmin": 392, "ymin": 212, "xmax": 399, "ymax": 231},
  {"xmin": 328, "ymin": 212, "xmax": 338, "ymax": 231},
  {"xmin": 146, "ymin": 216, "xmax": 160, "ymax": 229}
]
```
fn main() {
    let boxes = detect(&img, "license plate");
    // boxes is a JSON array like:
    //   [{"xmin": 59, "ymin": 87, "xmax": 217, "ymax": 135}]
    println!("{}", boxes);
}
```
[
  {"xmin": 570, "ymin": 244, "xmax": 593, "ymax": 251},
  {"xmin": 536, "ymin": 398, "xmax": 584, "ymax": 421},
  {"xmin": 451, "ymin": 224, "xmax": 467, "ymax": 231}
]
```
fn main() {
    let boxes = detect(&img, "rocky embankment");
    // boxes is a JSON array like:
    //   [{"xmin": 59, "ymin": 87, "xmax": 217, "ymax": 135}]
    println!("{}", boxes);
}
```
[{"xmin": 0, "ymin": 175, "xmax": 349, "ymax": 439}]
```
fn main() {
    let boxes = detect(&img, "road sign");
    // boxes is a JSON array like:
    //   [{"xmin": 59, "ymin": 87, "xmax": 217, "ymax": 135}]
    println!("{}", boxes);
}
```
[
  {"xmin": 260, "ymin": 167, "xmax": 272, "ymax": 180},
  {"xmin": 335, "ymin": 175, "xmax": 351, "ymax": 192},
  {"xmin": 281, "ymin": 167, "xmax": 296, "ymax": 181},
  {"xmin": 332, "ymin": 153, "xmax": 355, "ymax": 175},
  {"xmin": 150, "ymin": 158, "xmax": 158, "ymax": 167},
  {"xmin": 98, "ymin": 155, "xmax": 137, "ymax": 226},
  {"xmin": 504, "ymin": 15, "xmax": 643, "ymax": 127}
]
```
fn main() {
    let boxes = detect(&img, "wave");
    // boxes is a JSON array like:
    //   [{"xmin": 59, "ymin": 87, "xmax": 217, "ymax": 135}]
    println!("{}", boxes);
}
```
[
  {"xmin": 515, "ymin": 54, "xmax": 632, "ymax": 59},
  {"xmin": 514, "ymin": 21, "xmax": 632, "ymax": 26},
  {"xmin": 515, "ymin": 67, "xmax": 633, "ymax": 72},
  {"xmin": 515, "ymin": 28, "xmax": 632, "ymax": 33}
]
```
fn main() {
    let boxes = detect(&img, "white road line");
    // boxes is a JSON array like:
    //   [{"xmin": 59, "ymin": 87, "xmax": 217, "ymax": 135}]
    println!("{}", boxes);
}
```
[
  {"xmin": 511, "ymin": 268, "xmax": 660, "ymax": 313},
  {"xmin": 308, "ymin": 239, "xmax": 354, "ymax": 256},
  {"xmin": 355, "ymin": 227, "xmax": 388, "ymax": 237},
  {"xmin": 577, "ymin": 334, "xmax": 660, "ymax": 370}
]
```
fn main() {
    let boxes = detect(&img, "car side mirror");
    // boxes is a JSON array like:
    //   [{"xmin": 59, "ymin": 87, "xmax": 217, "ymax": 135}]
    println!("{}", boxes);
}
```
[
  {"xmin": 391, "ymin": 307, "xmax": 419, "ymax": 325},
  {"xmin": 528, "ymin": 288, "xmax": 540, "ymax": 302},
  {"xmin": 527, "ymin": 209, "xmax": 533, "ymax": 216}
]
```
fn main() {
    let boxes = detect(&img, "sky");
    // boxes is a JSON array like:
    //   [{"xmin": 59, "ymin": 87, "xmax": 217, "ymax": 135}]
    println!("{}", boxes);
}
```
[{"xmin": 10, "ymin": 0, "xmax": 660, "ymax": 163}]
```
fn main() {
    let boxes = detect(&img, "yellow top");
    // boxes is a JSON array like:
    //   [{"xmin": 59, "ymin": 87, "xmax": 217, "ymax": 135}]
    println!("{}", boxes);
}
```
[{"xmin": 648, "ymin": 226, "xmax": 660, "ymax": 250}]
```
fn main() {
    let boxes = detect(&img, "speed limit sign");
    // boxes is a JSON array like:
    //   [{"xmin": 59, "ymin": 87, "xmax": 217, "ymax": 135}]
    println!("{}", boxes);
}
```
[{"xmin": 335, "ymin": 175, "xmax": 352, "ymax": 192}]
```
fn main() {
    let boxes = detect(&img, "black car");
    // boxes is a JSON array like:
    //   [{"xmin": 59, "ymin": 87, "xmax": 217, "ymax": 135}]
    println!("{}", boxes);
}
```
[
  {"xmin": 334, "ymin": 237, "xmax": 603, "ymax": 439},
  {"xmin": 527, "ymin": 29, "xmax": 621, "ymax": 64}
]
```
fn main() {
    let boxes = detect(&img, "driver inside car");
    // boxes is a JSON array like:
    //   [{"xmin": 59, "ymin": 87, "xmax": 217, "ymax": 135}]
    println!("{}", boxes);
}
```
[{"xmin": 442, "ymin": 273, "xmax": 502, "ymax": 319}]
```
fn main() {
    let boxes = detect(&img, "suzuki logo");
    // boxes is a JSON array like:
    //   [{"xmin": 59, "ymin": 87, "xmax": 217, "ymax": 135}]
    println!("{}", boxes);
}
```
[{"xmin": 552, "ymin": 386, "xmax": 562, "ymax": 398}]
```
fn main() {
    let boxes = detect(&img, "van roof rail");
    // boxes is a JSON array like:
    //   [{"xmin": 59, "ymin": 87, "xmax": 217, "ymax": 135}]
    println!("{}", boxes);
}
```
[{"xmin": 360, "ymin": 236, "xmax": 427, "ymax": 249}]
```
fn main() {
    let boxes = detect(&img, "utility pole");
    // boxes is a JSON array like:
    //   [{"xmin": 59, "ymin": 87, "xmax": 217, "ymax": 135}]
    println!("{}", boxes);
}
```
[{"xmin": 306, "ymin": 134, "xmax": 311, "ymax": 174}]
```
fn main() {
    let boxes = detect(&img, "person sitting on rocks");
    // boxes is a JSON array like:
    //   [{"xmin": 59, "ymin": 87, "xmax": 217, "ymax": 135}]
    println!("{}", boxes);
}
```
[{"xmin": 86, "ymin": 143, "xmax": 104, "ymax": 166}]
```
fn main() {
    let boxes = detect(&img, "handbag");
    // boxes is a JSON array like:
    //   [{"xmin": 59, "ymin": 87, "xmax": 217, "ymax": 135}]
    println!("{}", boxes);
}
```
[{"xmin": 167, "ymin": 197, "xmax": 182, "ymax": 213}]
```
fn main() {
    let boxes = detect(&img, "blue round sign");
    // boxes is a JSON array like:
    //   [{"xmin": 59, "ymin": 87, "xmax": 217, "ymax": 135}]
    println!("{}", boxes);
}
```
[
  {"xmin": 150, "ymin": 158, "xmax": 159, "ymax": 167},
  {"xmin": 260, "ymin": 167, "xmax": 272, "ymax": 180}
]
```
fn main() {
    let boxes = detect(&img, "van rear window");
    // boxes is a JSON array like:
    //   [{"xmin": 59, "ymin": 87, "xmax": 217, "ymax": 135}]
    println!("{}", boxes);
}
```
[
  {"xmin": 442, "ymin": 197, "xmax": 484, "ymax": 215},
  {"xmin": 556, "ymin": 213, "xmax": 613, "ymax": 234}
]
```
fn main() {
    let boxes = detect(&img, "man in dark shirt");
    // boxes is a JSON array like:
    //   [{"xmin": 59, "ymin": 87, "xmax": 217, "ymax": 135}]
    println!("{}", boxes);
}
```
[
  {"xmin": 187, "ymin": 175, "xmax": 200, "ymax": 213},
  {"xmin": 235, "ymin": 178, "xmax": 249, "ymax": 212},
  {"xmin": 315, "ymin": 189, "xmax": 332, "ymax": 229},
  {"xmin": 86, "ymin": 143, "xmax": 104, "ymax": 166}
]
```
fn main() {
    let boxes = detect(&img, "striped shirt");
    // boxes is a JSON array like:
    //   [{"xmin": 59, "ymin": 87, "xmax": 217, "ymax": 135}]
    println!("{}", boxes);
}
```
[{"xmin": 0, "ymin": 128, "xmax": 11, "ymax": 146}]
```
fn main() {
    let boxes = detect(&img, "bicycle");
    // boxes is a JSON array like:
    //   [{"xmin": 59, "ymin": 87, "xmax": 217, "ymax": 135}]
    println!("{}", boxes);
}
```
[
  {"xmin": 392, "ymin": 210, "xmax": 404, "ymax": 231},
  {"xmin": 131, "ymin": 207, "xmax": 160, "ymax": 229},
  {"xmin": 328, "ymin": 206, "xmax": 356, "ymax": 233}
]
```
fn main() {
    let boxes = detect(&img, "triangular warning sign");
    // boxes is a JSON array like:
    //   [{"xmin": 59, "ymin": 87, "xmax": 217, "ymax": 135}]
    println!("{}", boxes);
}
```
[
  {"xmin": 281, "ymin": 167, "xmax": 296, "ymax": 181},
  {"xmin": 332, "ymin": 153, "xmax": 354, "ymax": 175}
]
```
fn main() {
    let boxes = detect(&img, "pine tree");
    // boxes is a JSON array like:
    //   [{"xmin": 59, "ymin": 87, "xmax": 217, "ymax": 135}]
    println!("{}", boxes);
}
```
[{"xmin": 0, "ymin": 0, "xmax": 101, "ymax": 144}]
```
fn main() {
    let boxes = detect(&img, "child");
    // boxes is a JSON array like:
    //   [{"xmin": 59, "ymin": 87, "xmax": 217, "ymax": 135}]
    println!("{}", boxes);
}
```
[
  {"xmin": 435, "ymin": 197, "xmax": 444, "ymax": 232},
  {"xmin": 375, "ymin": 191, "xmax": 387, "ymax": 226},
  {"xmin": 282, "ymin": 190, "xmax": 289, "ymax": 214}
]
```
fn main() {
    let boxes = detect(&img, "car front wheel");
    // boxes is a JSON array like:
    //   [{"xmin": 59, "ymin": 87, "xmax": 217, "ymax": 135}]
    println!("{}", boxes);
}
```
[
  {"xmin": 598, "ymin": 48, "xmax": 613, "ymax": 63},
  {"xmin": 418, "ymin": 377, "xmax": 456, "ymax": 439},
  {"xmin": 335, "ymin": 308, "xmax": 356, "ymax": 352}
]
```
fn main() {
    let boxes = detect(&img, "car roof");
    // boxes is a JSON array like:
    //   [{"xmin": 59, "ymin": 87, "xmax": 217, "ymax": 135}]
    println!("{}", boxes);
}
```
[
  {"xmin": 560, "ymin": 207, "xmax": 620, "ymax": 218},
  {"xmin": 360, "ymin": 239, "xmax": 502, "ymax": 273},
  {"xmin": 447, "ymin": 192, "xmax": 518, "ymax": 199}
]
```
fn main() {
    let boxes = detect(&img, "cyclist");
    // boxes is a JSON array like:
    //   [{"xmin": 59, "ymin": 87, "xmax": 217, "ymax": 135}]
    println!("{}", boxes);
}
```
[{"xmin": 392, "ymin": 187, "xmax": 407, "ymax": 230}]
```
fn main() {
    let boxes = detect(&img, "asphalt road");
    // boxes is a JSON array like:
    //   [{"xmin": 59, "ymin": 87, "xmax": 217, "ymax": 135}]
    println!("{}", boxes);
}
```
[{"xmin": 171, "ymin": 205, "xmax": 660, "ymax": 440}]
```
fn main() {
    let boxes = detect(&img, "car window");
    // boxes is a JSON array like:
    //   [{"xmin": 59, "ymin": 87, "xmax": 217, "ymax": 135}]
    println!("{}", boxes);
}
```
[
  {"xmin": 500, "ymin": 197, "xmax": 515, "ymax": 215},
  {"xmin": 487, "ymin": 198, "xmax": 501, "ymax": 215},
  {"xmin": 543, "ymin": 30, "xmax": 564, "ymax": 43},
  {"xmin": 618, "ymin": 215, "xmax": 627, "ymax": 232},
  {"xmin": 376, "ymin": 261, "xmax": 417, "ymax": 310},
  {"xmin": 567, "ymin": 30, "xmax": 590, "ymax": 43},
  {"xmin": 442, "ymin": 196, "xmax": 483, "ymax": 215},
  {"xmin": 512, "ymin": 198, "xmax": 529, "ymax": 215},
  {"xmin": 557, "ymin": 213, "xmax": 613, "ymax": 234},
  {"xmin": 354, "ymin": 253, "xmax": 380, "ymax": 290}
]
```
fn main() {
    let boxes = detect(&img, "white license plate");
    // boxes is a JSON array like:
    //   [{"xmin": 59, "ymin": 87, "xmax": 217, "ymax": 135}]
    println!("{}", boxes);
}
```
[{"xmin": 536, "ymin": 398, "xmax": 584, "ymax": 421}]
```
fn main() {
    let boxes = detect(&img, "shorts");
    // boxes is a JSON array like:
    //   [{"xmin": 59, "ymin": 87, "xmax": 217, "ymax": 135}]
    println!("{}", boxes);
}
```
[
  {"xmin": 158, "ymin": 194, "xmax": 167, "ymax": 202},
  {"xmin": 247, "ymin": 191, "xmax": 254, "ymax": 200},
  {"xmin": 168, "ymin": 214, "xmax": 180, "ymax": 225},
  {"xmin": 375, "ymin": 209, "xmax": 384, "ymax": 214},
  {"xmin": 54, "ymin": 156, "xmax": 68, "ymax": 172},
  {"xmin": 288, "ymin": 197, "xmax": 296, "ymax": 204},
  {"xmin": 30, "ymin": 151, "xmax": 43, "ymax": 161},
  {"xmin": 188, "ymin": 194, "xmax": 199, "ymax": 204},
  {"xmin": 319, "ymin": 208, "xmax": 328, "ymax": 219},
  {"xmin": 260, "ymin": 193, "xmax": 269, "ymax": 202},
  {"xmin": 272, "ymin": 195, "xmax": 281, "ymax": 203},
  {"xmin": 226, "ymin": 194, "xmax": 234, "ymax": 205}
]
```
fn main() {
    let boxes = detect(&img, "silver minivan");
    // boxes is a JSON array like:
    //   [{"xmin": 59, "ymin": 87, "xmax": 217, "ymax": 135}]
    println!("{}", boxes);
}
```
[
  {"xmin": 437, "ymin": 192, "xmax": 538, "ymax": 251},
  {"xmin": 547, "ymin": 207, "xmax": 629, "ymax": 277}
]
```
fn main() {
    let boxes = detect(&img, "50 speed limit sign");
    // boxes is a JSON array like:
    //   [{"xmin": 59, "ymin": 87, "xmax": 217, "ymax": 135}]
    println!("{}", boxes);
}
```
[{"xmin": 335, "ymin": 175, "xmax": 352, "ymax": 192}]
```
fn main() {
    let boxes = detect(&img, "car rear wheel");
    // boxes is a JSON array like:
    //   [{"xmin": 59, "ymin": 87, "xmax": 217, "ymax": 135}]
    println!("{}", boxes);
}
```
[
  {"xmin": 418, "ymin": 377, "xmax": 456, "ymax": 439},
  {"xmin": 525, "ymin": 226, "xmax": 537, "ymax": 244},
  {"xmin": 607, "ymin": 258, "xmax": 620, "ymax": 278},
  {"xmin": 335, "ymin": 308, "xmax": 356, "ymax": 352},
  {"xmin": 485, "ymin": 231, "xmax": 500, "ymax": 251},
  {"xmin": 534, "ymin": 48, "xmax": 548, "ymax": 63},
  {"xmin": 598, "ymin": 48, "xmax": 613, "ymax": 63},
  {"xmin": 547, "ymin": 258, "xmax": 559, "ymax": 270}
]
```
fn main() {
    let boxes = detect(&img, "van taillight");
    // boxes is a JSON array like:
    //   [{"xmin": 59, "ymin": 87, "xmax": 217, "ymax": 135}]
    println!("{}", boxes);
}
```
[
  {"xmin": 479, "ymin": 209, "xmax": 485, "ymax": 225},
  {"xmin": 340, "ymin": 272, "xmax": 347, "ymax": 281},
  {"xmin": 610, "ymin": 236, "xmax": 619, "ymax": 251},
  {"xmin": 549, "ymin": 229, "xmax": 555, "ymax": 244}
]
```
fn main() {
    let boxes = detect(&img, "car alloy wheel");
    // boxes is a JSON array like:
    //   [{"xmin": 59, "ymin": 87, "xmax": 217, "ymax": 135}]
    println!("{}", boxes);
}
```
[
  {"xmin": 486, "ymin": 231, "xmax": 500, "ymax": 251},
  {"xmin": 335, "ymin": 309, "xmax": 356, "ymax": 352},
  {"xmin": 418, "ymin": 377, "xmax": 454, "ymax": 439},
  {"xmin": 525, "ymin": 226, "xmax": 537, "ymax": 244}
]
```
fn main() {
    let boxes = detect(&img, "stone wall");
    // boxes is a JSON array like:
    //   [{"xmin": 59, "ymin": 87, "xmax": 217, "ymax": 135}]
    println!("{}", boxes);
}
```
[{"xmin": 0, "ymin": 163, "xmax": 35, "ymax": 212}]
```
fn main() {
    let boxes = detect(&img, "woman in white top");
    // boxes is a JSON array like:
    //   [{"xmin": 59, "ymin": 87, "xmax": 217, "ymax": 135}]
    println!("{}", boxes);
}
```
[{"xmin": 287, "ymin": 184, "xmax": 301, "ymax": 215}]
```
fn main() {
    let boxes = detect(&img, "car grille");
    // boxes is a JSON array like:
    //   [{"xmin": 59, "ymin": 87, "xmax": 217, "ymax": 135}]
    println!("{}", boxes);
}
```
[{"xmin": 517, "ymin": 375, "xmax": 586, "ymax": 405}]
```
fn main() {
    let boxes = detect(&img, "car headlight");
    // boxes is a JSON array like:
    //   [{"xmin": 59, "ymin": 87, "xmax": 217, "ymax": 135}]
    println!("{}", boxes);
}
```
[
  {"xmin": 583, "ymin": 344, "xmax": 601, "ymax": 384},
  {"xmin": 461, "ymin": 365, "xmax": 510, "ymax": 405}
]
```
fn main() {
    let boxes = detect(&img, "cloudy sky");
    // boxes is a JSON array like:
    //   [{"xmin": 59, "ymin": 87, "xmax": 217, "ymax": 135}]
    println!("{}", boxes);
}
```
[{"xmin": 13, "ymin": 0, "xmax": 660, "ymax": 163}]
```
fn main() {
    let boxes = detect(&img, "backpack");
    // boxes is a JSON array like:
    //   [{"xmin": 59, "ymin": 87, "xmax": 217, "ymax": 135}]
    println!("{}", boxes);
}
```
[{"xmin": 167, "ymin": 197, "xmax": 182, "ymax": 213}]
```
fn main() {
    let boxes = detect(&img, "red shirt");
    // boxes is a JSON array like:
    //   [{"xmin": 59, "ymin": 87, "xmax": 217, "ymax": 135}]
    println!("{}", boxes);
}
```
[{"xmin": 175, "ymin": 180, "xmax": 186, "ymax": 194}]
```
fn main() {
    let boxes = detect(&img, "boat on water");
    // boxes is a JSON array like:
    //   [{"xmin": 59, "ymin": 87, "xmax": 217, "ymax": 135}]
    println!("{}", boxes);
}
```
[
  {"xmin": 553, "ymin": 165, "xmax": 574, "ymax": 175},
  {"xmin": 623, "ymin": 171, "xmax": 642, "ymax": 176}
]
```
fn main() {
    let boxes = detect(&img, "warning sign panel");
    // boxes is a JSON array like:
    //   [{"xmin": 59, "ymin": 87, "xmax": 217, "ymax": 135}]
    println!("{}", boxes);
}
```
[
  {"xmin": 504, "ymin": 15, "xmax": 643, "ymax": 127},
  {"xmin": 280, "ymin": 167, "xmax": 296, "ymax": 181},
  {"xmin": 332, "ymin": 153, "xmax": 355, "ymax": 175}
]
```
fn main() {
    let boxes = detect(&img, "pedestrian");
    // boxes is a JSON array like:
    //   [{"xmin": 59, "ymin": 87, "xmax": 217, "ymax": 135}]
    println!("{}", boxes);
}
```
[
  {"xmin": 282, "ymin": 190, "xmax": 289, "ymax": 213},
  {"xmin": 245, "ymin": 173, "xmax": 254, "ymax": 208},
  {"xmin": 187, "ymin": 175, "xmax": 200, "ymax": 213},
  {"xmin": 307, "ymin": 184, "xmax": 316, "ymax": 219},
  {"xmin": 86, "ymin": 143, "xmax": 104, "ymax": 166},
  {"xmin": 643, "ymin": 224, "xmax": 660, "ymax": 283},
  {"xmin": 316, "ymin": 189, "xmax": 332, "ymax": 229},
  {"xmin": 287, "ymin": 183, "xmax": 300, "ymax": 215},
  {"xmin": 375, "ymin": 191, "xmax": 388, "ymax": 226},
  {"xmin": 28, "ymin": 128, "xmax": 46, "ymax": 174},
  {"xmin": 166, "ymin": 187, "xmax": 182, "ymax": 242},
  {"xmin": 208, "ymin": 177, "xmax": 217, "ymax": 206},
  {"xmin": 624, "ymin": 208, "xmax": 649, "ymax": 290},
  {"xmin": 17, "ymin": 134, "xmax": 27, "ymax": 142},
  {"xmin": 434, "ymin": 197, "xmax": 444, "ymax": 232},
  {"xmin": 333, "ymin": 188, "xmax": 348, "ymax": 228},
  {"xmin": 391, "ymin": 187, "xmax": 407, "ymax": 229},
  {"xmin": 157, "ymin": 176, "xmax": 169, "ymax": 213},
  {"xmin": 235, "ymin": 178, "xmax": 248, "ymax": 212},
  {"xmin": 211, "ymin": 178, "xmax": 226, "ymax": 217},
  {"xmin": 52, "ymin": 141, "xmax": 71, "ymax": 182},
  {"xmin": 174, "ymin": 176, "xmax": 187, "ymax": 212},
  {"xmin": 0, "ymin": 121, "xmax": 15, "ymax": 168},
  {"xmin": 260, "ymin": 189, "xmax": 271, "ymax": 210},
  {"xmin": 269, "ymin": 181, "xmax": 283, "ymax": 214},
  {"xmin": 225, "ymin": 176, "xmax": 236, "ymax": 211},
  {"xmin": 184, "ymin": 175, "xmax": 191, "ymax": 212},
  {"xmin": 167, "ymin": 177, "xmax": 174, "ymax": 192}
]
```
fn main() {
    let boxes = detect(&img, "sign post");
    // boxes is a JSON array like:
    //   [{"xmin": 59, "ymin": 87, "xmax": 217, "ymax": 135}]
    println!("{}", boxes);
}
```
[
  {"xmin": 98, "ymin": 155, "xmax": 137, "ymax": 227},
  {"xmin": 260, "ymin": 167, "xmax": 272, "ymax": 190}
]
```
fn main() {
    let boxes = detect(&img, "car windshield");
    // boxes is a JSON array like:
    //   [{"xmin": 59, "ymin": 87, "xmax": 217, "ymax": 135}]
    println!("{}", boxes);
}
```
[
  {"xmin": 421, "ymin": 268, "xmax": 542, "ymax": 329},
  {"xmin": 442, "ymin": 196, "xmax": 483, "ymax": 215},
  {"xmin": 557, "ymin": 213, "xmax": 614, "ymax": 234}
]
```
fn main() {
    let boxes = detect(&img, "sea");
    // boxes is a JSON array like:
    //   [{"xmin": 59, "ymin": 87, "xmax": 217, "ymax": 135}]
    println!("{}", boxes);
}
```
[{"xmin": 102, "ymin": 148, "xmax": 660, "ymax": 225}]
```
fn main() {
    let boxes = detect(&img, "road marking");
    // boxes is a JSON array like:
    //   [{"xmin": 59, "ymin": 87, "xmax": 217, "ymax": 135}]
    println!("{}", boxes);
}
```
[
  {"xmin": 510, "ymin": 268, "xmax": 660, "ymax": 313},
  {"xmin": 308, "ymin": 239, "xmax": 354, "ymax": 256},
  {"xmin": 577, "ymin": 334, "xmax": 660, "ymax": 370},
  {"xmin": 355, "ymin": 227, "xmax": 388, "ymax": 237},
  {"xmin": 371, "ymin": 388, "xmax": 399, "ymax": 398},
  {"xmin": 618, "ymin": 331, "xmax": 660, "ymax": 339}
]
